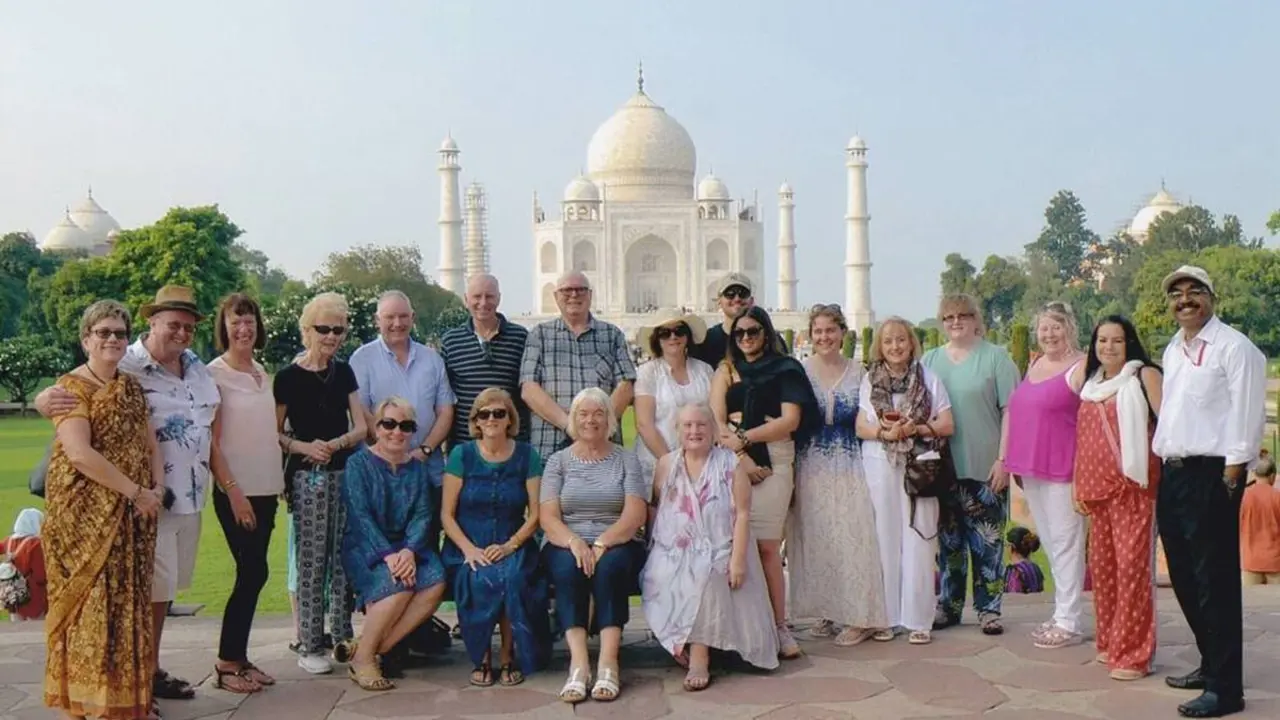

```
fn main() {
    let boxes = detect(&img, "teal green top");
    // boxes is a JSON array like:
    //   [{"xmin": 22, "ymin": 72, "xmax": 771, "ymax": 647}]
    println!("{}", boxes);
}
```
[{"xmin": 921, "ymin": 341, "xmax": 1021, "ymax": 481}]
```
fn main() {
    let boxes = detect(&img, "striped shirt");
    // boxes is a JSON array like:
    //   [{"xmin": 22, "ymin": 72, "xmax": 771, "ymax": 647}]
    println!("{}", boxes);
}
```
[
  {"xmin": 539, "ymin": 445, "xmax": 645, "ymax": 542},
  {"xmin": 440, "ymin": 314, "xmax": 530, "ymax": 446}
]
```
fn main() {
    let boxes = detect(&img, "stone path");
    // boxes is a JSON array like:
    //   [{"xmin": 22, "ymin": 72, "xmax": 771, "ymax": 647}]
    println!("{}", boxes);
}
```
[{"xmin": 3, "ymin": 587, "xmax": 1279, "ymax": 719}]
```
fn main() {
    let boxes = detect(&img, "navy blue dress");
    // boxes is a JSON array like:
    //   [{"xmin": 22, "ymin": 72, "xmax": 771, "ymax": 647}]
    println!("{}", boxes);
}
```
[
  {"xmin": 341, "ymin": 447, "xmax": 445, "ymax": 609},
  {"xmin": 443, "ymin": 441, "xmax": 551, "ymax": 674}
]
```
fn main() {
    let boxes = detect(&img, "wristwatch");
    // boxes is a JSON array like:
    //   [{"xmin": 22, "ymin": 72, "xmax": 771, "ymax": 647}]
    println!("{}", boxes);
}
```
[{"xmin": 419, "ymin": 444, "xmax": 434, "ymax": 456}]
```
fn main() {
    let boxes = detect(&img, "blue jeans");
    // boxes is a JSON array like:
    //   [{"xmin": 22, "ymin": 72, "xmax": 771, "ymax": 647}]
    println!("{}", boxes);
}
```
[{"xmin": 542, "ymin": 540, "xmax": 645, "ymax": 633}]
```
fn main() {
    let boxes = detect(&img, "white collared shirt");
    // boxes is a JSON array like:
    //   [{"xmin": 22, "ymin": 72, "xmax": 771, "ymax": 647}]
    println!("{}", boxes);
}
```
[{"xmin": 1152, "ymin": 315, "xmax": 1267, "ymax": 465}]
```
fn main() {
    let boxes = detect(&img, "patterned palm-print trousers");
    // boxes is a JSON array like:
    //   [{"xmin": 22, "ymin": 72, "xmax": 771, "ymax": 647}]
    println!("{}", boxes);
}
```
[
  {"xmin": 937, "ymin": 478, "xmax": 1008, "ymax": 620},
  {"xmin": 292, "ymin": 468, "xmax": 354, "ymax": 654}
]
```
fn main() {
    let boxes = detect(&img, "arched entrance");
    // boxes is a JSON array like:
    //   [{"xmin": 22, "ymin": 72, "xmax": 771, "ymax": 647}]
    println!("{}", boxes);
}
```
[{"xmin": 624, "ymin": 235, "xmax": 677, "ymax": 312}]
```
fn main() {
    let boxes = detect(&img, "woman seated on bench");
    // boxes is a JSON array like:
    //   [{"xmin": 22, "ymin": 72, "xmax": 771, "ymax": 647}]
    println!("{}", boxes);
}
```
[
  {"xmin": 337, "ymin": 397, "xmax": 447, "ymax": 691},
  {"xmin": 539, "ymin": 387, "xmax": 647, "ymax": 704}
]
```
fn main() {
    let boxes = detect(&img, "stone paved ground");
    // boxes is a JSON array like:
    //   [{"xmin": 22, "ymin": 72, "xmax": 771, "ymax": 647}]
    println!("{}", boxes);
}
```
[{"xmin": 3, "ymin": 587, "xmax": 1279, "ymax": 719}]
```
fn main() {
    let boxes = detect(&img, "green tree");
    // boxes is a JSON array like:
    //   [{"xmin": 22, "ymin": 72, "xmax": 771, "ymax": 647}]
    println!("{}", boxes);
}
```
[
  {"xmin": 1009, "ymin": 322, "xmax": 1030, "ymax": 375},
  {"xmin": 972, "ymin": 254, "xmax": 1028, "ymax": 330},
  {"xmin": 315, "ymin": 245, "xmax": 462, "ymax": 337},
  {"xmin": 232, "ymin": 241, "xmax": 291, "ymax": 298},
  {"xmin": 41, "ymin": 257, "xmax": 128, "ymax": 349},
  {"xmin": 841, "ymin": 333, "xmax": 855, "ymax": 359},
  {"xmin": 860, "ymin": 325, "xmax": 873, "ymax": 364},
  {"xmin": 260, "ymin": 282, "xmax": 383, "ymax": 370},
  {"xmin": 925, "ymin": 327, "xmax": 941, "ymax": 350},
  {"xmin": 1267, "ymin": 210, "xmax": 1280, "ymax": 235},
  {"xmin": 0, "ymin": 336, "xmax": 73, "ymax": 412},
  {"xmin": 0, "ymin": 232, "xmax": 58, "ymax": 338},
  {"xmin": 1144, "ymin": 206, "xmax": 1257, "ymax": 254},
  {"xmin": 939, "ymin": 253, "xmax": 977, "ymax": 296},
  {"xmin": 1024, "ymin": 190, "xmax": 1100, "ymax": 284}
]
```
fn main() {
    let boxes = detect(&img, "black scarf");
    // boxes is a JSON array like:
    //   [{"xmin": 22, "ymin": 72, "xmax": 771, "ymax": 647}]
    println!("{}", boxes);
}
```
[{"xmin": 730, "ymin": 354, "xmax": 821, "ymax": 467}]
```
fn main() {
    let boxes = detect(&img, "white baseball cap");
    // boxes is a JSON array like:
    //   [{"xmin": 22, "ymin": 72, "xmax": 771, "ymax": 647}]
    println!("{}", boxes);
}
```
[{"xmin": 1160, "ymin": 265, "xmax": 1214, "ymax": 295}]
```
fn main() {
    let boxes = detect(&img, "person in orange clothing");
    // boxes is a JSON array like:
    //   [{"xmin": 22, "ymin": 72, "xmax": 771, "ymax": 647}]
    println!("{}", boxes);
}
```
[
  {"xmin": 3, "ymin": 508, "xmax": 47, "ymax": 621},
  {"xmin": 1240, "ymin": 456, "xmax": 1280, "ymax": 586}
]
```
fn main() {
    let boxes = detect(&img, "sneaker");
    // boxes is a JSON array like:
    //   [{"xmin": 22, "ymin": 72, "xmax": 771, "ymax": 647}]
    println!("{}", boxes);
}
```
[
  {"xmin": 297, "ymin": 652, "xmax": 333, "ymax": 675},
  {"xmin": 1033, "ymin": 625, "xmax": 1083, "ymax": 649},
  {"xmin": 776, "ymin": 624, "xmax": 803, "ymax": 659},
  {"xmin": 809, "ymin": 619, "xmax": 838, "ymax": 638}
]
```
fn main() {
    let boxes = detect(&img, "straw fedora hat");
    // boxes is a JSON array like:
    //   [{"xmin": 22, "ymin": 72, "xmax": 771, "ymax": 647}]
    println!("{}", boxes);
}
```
[
  {"xmin": 140, "ymin": 285, "xmax": 205, "ymax": 320},
  {"xmin": 636, "ymin": 308, "xmax": 707, "ymax": 350}
]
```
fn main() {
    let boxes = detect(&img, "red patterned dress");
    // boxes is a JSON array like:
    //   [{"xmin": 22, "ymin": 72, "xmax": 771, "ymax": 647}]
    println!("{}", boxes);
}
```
[{"xmin": 1074, "ymin": 396, "xmax": 1160, "ymax": 674}]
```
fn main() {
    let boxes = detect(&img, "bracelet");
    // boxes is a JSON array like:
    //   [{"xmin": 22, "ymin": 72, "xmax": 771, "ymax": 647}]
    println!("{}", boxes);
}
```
[
  {"xmin": 128, "ymin": 484, "xmax": 143, "ymax": 502},
  {"xmin": 222, "ymin": 479, "xmax": 238, "ymax": 491}
]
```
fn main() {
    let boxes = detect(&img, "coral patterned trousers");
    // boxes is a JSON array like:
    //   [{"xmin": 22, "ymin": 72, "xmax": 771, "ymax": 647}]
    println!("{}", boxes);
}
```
[{"xmin": 1086, "ymin": 486, "xmax": 1157, "ymax": 673}]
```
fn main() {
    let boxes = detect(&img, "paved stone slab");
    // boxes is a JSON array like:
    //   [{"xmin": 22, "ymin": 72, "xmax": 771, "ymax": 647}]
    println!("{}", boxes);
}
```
[{"xmin": 881, "ymin": 660, "xmax": 1007, "ymax": 711}]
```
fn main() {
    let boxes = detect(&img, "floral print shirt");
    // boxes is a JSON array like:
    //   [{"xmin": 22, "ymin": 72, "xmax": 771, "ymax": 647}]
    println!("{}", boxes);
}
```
[{"xmin": 120, "ymin": 337, "xmax": 219, "ymax": 515}]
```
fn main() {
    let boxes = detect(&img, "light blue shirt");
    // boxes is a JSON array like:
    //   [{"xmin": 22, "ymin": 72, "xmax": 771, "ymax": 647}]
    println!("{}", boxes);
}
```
[{"xmin": 349, "ymin": 337, "xmax": 456, "ymax": 486}]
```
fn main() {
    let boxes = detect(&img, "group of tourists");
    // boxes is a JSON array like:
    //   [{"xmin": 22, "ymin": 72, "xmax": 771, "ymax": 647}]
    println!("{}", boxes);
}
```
[{"xmin": 28, "ymin": 260, "xmax": 1266, "ymax": 719}]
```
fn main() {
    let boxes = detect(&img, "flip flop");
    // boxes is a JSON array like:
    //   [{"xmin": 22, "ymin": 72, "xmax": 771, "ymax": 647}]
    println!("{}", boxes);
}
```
[{"xmin": 498, "ymin": 664, "xmax": 524, "ymax": 686}]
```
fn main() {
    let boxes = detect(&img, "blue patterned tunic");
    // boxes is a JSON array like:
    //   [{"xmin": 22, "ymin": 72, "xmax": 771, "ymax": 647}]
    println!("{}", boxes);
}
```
[
  {"xmin": 340, "ymin": 448, "xmax": 444, "ymax": 608},
  {"xmin": 443, "ymin": 441, "xmax": 550, "ymax": 674}
]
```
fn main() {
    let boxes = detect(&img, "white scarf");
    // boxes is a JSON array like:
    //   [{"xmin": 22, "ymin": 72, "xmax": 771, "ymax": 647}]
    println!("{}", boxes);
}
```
[{"xmin": 1079, "ymin": 360, "xmax": 1149, "ymax": 487}]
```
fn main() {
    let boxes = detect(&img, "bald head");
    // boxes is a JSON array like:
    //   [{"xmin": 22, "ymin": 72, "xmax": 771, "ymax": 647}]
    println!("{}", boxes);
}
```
[{"xmin": 465, "ymin": 273, "xmax": 501, "ymax": 324}]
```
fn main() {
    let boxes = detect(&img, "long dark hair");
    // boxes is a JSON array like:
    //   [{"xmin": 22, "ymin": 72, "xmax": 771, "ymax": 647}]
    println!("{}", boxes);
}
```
[
  {"xmin": 1083, "ymin": 314, "xmax": 1159, "ymax": 379},
  {"xmin": 727, "ymin": 306, "xmax": 781, "ymax": 365}
]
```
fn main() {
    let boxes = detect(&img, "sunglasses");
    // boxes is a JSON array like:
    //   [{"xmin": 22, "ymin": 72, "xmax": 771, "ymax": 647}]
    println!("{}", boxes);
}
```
[
  {"xmin": 721, "ymin": 286, "xmax": 750, "ymax": 301},
  {"xmin": 377, "ymin": 418, "xmax": 418, "ymax": 433},
  {"xmin": 655, "ymin": 324, "xmax": 690, "ymax": 340},
  {"xmin": 732, "ymin": 326, "xmax": 764, "ymax": 341},
  {"xmin": 313, "ymin": 325, "xmax": 347, "ymax": 336},
  {"xmin": 90, "ymin": 328, "xmax": 130, "ymax": 340},
  {"xmin": 475, "ymin": 408, "xmax": 509, "ymax": 421}
]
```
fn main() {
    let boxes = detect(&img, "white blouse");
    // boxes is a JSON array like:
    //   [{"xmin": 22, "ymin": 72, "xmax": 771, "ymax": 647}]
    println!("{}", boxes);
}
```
[{"xmin": 634, "ymin": 357, "xmax": 715, "ymax": 473}]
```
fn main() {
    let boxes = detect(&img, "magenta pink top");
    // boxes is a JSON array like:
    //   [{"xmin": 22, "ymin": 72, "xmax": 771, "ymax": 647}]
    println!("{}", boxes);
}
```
[{"xmin": 1004, "ymin": 363, "xmax": 1081, "ymax": 482}]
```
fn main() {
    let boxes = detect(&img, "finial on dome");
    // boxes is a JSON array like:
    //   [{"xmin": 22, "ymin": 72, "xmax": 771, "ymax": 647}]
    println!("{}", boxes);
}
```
[
  {"xmin": 87, "ymin": 184, "xmax": 93, "ymax": 198},
  {"xmin": 637, "ymin": 60, "xmax": 644, "ymax": 93}
]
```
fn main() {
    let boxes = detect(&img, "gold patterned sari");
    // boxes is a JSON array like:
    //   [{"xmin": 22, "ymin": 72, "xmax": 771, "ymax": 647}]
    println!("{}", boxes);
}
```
[{"xmin": 43, "ymin": 372, "xmax": 157, "ymax": 720}]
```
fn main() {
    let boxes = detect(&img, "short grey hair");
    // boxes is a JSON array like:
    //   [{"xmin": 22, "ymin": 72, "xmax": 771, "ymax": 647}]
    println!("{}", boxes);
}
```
[
  {"xmin": 670, "ymin": 402, "xmax": 719, "ymax": 443},
  {"xmin": 1034, "ymin": 301, "xmax": 1080, "ymax": 351},
  {"xmin": 566, "ymin": 386, "xmax": 617, "ymax": 440},
  {"xmin": 80, "ymin": 300, "xmax": 131, "ymax": 339},
  {"xmin": 377, "ymin": 289, "xmax": 413, "ymax": 312},
  {"xmin": 466, "ymin": 273, "xmax": 500, "ymax": 294},
  {"xmin": 556, "ymin": 270, "xmax": 591, "ymax": 291},
  {"xmin": 374, "ymin": 396, "xmax": 416, "ymax": 421}
]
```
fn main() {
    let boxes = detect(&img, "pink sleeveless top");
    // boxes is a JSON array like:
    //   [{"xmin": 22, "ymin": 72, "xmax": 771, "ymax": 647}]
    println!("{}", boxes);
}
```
[{"xmin": 1004, "ymin": 363, "xmax": 1081, "ymax": 482}]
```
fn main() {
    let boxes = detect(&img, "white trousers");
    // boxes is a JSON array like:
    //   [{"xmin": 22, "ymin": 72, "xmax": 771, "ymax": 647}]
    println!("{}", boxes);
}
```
[
  {"xmin": 864, "ymin": 454, "xmax": 938, "ymax": 632},
  {"xmin": 1022, "ymin": 477, "xmax": 1086, "ymax": 634}
]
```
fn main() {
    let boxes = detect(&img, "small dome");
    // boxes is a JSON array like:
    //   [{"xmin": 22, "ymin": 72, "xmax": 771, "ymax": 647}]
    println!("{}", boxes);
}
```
[
  {"xmin": 41, "ymin": 211, "xmax": 94, "ymax": 252},
  {"xmin": 564, "ymin": 175, "xmax": 601, "ymax": 202},
  {"xmin": 586, "ymin": 89, "xmax": 697, "ymax": 202},
  {"xmin": 68, "ymin": 190, "xmax": 121, "ymax": 245},
  {"xmin": 847, "ymin": 135, "xmax": 867, "ymax": 151},
  {"xmin": 439, "ymin": 135, "xmax": 459, "ymax": 152},
  {"xmin": 778, "ymin": 181, "xmax": 794, "ymax": 195},
  {"xmin": 697, "ymin": 173, "xmax": 730, "ymax": 200},
  {"xmin": 1128, "ymin": 187, "xmax": 1182, "ymax": 238}
]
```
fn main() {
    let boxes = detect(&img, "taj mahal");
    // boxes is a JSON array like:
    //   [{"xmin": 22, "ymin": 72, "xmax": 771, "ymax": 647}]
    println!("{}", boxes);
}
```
[{"xmin": 431, "ymin": 68, "xmax": 875, "ymax": 337}]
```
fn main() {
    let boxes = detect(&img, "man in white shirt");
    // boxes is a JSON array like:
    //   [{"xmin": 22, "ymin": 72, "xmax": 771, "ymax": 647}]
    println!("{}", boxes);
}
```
[{"xmin": 1151, "ymin": 265, "xmax": 1265, "ymax": 718}]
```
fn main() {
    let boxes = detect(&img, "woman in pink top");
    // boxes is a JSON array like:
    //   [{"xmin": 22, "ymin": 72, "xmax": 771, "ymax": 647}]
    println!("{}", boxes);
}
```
[
  {"xmin": 1004, "ymin": 302, "xmax": 1086, "ymax": 649},
  {"xmin": 207, "ymin": 294, "xmax": 285, "ymax": 693}
]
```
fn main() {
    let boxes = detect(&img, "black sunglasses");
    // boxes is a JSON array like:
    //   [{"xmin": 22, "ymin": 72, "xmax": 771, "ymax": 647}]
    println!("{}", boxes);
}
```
[
  {"xmin": 655, "ymin": 324, "xmax": 690, "ymax": 340},
  {"xmin": 475, "ymin": 408, "xmax": 509, "ymax": 421},
  {"xmin": 721, "ymin": 286, "xmax": 751, "ymax": 300},
  {"xmin": 313, "ymin": 325, "xmax": 346, "ymax": 336},
  {"xmin": 90, "ymin": 328, "xmax": 130, "ymax": 340},
  {"xmin": 377, "ymin": 418, "xmax": 418, "ymax": 433},
  {"xmin": 732, "ymin": 326, "xmax": 764, "ymax": 341}
]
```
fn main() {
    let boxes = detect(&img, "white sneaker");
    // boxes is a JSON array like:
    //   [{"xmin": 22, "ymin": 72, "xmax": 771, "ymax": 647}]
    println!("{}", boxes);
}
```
[{"xmin": 297, "ymin": 652, "xmax": 333, "ymax": 675}]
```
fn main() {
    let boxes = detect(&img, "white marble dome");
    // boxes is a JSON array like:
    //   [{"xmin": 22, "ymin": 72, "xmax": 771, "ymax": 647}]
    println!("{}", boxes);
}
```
[
  {"xmin": 697, "ymin": 173, "xmax": 730, "ymax": 200},
  {"xmin": 847, "ymin": 135, "xmax": 867, "ymax": 151},
  {"xmin": 440, "ymin": 135, "xmax": 459, "ymax": 152},
  {"xmin": 68, "ymin": 190, "xmax": 121, "ymax": 244},
  {"xmin": 778, "ymin": 181, "xmax": 794, "ymax": 195},
  {"xmin": 586, "ymin": 89, "xmax": 696, "ymax": 202},
  {"xmin": 42, "ymin": 210, "xmax": 94, "ymax": 252},
  {"xmin": 564, "ymin": 175, "xmax": 601, "ymax": 202},
  {"xmin": 1128, "ymin": 188, "xmax": 1182, "ymax": 239}
]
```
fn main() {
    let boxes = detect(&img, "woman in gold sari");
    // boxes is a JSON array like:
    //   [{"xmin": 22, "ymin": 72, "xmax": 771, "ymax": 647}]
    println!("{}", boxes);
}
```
[{"xmin": 44, "ymin": 301, "xmax": 165, "ymax": 720}]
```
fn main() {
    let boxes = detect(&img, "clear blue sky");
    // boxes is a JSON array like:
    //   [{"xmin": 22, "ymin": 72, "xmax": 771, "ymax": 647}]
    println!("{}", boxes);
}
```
[{"xmin": 2, "ymin": 1, "xmax": 1277, "ymax": 321}]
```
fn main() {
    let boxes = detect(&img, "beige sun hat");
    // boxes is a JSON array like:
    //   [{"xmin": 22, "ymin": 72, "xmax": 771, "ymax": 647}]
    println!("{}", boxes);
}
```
[
  {"xmin": 140, "ymin": 285, "xmax": 205, "ymax": 320},
  {"xmin": 636, "ymin": 308, "xmax": 708, "ymax": 350}
]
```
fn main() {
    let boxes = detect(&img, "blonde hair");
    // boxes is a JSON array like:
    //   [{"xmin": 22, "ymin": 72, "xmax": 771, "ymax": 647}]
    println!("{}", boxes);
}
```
[
  {"xmin": 937, "ymin": 294, "xmax": 985, "ymax": 336},
  {"xmin": 298, "ymin": 292, "xmax": 349, "ymax": 349},
  {"xmin": 807, "ymin": 303, "xmax": 848, "ymax": 333},
  {"xmin": 373, "ymin": 396, "xmax": 416, "ymax": 421},
  {"xmin": 869, "ymin": 316, "xmax": 922, "ymax": 364},
  {"xmin": 1034, "ymin": 301, "xmax": 1080, "ymax": 350},
  {"xmin": 469, "ymin": 387, "xmax": 520, "ymax": 439},
  {"xmin": 80, "ymin": 300, "xmax": 131, "ymax": 339},
  {"xmin": 670, "ymin": 402, "xmax": 719, "ymax": 444},
  {"xmin": 566, "ymin": 387, "xmax": 618, "ymax": 441}
]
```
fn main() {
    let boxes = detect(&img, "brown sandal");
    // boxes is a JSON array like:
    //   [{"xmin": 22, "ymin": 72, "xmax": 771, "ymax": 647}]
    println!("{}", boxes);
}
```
[
  {"xmin": 498, "ymin": 664, "xmax": 524, "ymax": 686},
  {"xmin": 213, "ymin": 665, "xmax": 261, "ymax": 694},
  {"xmin": 240, "ymin": 661, "xmax": 276, "ymax": 686},
  {"xmin": 348, "ymin": 662, "xmax": 394, "ymax": 691},
  {"xmin": 470, "ymin": 664, "xmax": 494, "ymax": 687}
]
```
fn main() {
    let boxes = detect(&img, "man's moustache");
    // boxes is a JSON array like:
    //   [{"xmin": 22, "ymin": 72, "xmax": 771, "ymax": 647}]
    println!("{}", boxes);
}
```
[{"xmin": 1176, "ymin": 303, "xmax": 1199, "ymax": 312}]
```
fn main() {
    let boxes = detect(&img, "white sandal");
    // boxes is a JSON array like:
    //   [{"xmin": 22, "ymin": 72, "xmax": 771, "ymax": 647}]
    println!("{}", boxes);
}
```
[
  {"xmin": 592, "ymin": 667, "xmax": 621, "ymax": 702},
  {"xmin": 559, "ymin": 667, "xmax": 589, "ymax": 704}
]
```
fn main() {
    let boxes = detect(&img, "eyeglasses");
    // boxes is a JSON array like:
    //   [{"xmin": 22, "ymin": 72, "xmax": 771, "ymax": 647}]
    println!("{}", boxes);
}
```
[
  {"xmin": 376, "ymin": 418, "xmax": 418, "ymax": 433},
  {"xmin": 90, "ymin": 328, "xmax": 129, "ymax": 340},
  {"xmin": 313, "ymin": 325, "xmax": 347, "ymax": 336},
  {"xmin": 1166, "ymin": 287, "xmax": 1210, "ymax": 301},
  {"xmin": 809, "ymin": 303, "xmax": 842, "ymax": 313},
  {"xmin": 732, "ymin": 326, "xmax": 764, "ymax": 341},
  {"xmin": 721, "ymin": 286, "xmax": 750, "ymax": 300},
  {"xmin": 475, "ymin": 408, "xmax": 509, "ymax": 421},
  {"xmin": 655, "ymin": 325, "xmax": 690, "ymax": 340},
  {"xmin": 942, "ymin": 312, "xmax": 976, "ymax": 323},
  {"xmin": 165, "ymin": 321, "xmax": 196, "ymax": 335},
  {"xmin": 557, "ymin": 286, "xmax": 590, "ymax": 297}
]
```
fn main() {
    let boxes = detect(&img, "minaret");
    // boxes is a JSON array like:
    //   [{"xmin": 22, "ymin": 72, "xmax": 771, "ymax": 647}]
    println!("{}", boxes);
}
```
[
  {"xmin": 777, "ymin": 182, "xmax": 797, "ymax": 311},
  {"xmin": 463, "ymin": 182, "xmax": 489, "ymax": 280},
  {"xmin": 845, "ymin": 136, "xmax": 874, "ymax": 330},
  {"xmin": 437, "ymin": 134, "xmax": 464, "ymax": 296}
]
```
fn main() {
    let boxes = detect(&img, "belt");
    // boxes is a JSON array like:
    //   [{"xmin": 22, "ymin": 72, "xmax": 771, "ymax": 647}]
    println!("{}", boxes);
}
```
[{"xmin": 1163, "ymin": 456, "xmax": 1224, "ymax": 469}]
